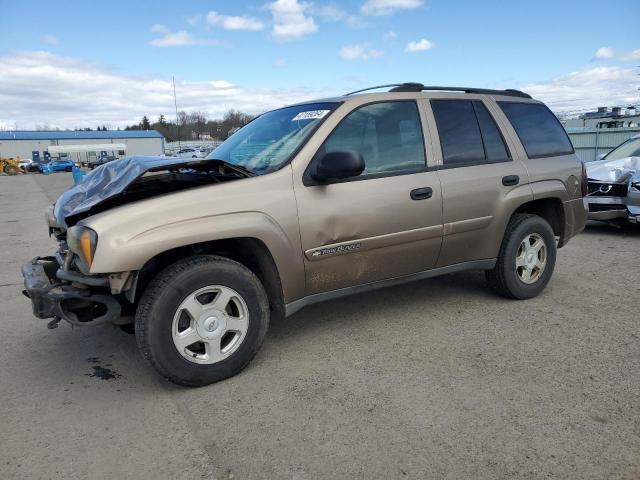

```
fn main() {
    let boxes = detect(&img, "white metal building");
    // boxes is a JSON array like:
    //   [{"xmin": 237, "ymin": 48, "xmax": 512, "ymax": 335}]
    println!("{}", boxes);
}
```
[{"xmin": 0, "ymin": 130, "xmax": 165, "ymax": 161}]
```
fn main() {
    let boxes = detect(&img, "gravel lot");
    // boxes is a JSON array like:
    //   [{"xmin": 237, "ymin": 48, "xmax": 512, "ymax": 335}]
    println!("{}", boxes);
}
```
[{"xmin": 1, "ymin": 172, "xmax": 638, "ymax": 480}]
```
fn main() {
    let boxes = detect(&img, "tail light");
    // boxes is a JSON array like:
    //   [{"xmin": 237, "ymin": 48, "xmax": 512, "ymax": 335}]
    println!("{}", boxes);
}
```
[{"xmin": 580, "ymin": 162, "xmax": 588, "ymax": 197}]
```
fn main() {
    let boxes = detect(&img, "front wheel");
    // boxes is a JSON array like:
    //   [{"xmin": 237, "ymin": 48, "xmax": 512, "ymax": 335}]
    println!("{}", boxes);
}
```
[
  {"xmin": 486, "ymin": 214, "xmax": 557, "ymax": 299},
  {"xmin": 135, "ymin": 255, "xmax": 270, "ymax": 387}
]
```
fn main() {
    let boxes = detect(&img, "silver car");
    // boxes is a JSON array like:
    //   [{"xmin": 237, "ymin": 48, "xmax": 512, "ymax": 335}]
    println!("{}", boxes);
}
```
[
  {"xmin": 175, "ymin": 147, "xmax": 207, "ymax": 159},
  {"xmin": 585, "ymin": 134, "xmax": 640, "ymax": 224}
]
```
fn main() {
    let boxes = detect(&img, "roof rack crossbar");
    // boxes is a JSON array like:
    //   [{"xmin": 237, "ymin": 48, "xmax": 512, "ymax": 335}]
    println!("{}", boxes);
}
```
[
  {"xmin": 344, "ymin": 84, "xmax": 405, "ymax": 95},
  {"xmin": 345, "ymin": 82, "xmax": 532, "ymax": 99}
]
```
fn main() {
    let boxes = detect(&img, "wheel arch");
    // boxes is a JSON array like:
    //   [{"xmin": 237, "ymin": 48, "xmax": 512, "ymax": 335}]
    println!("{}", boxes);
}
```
[
  {"xmin": 133, "ymin": 237, "xmax": 286, "ymax": 320},
  {"xmin": 511, "ymin": 197, "xmax": 566, "ymax": 246}
]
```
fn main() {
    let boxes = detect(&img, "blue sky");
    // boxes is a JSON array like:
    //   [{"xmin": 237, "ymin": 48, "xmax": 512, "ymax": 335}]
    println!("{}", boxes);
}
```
[{"xmin": 0, "ymin": 0, "xmax": 638, "ymax": 128}]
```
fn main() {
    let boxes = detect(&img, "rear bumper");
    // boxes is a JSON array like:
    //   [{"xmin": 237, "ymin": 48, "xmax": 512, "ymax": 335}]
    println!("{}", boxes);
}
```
[{"xmin": 21, "ymin": 256, "xmax": 121, "ymax": 326}]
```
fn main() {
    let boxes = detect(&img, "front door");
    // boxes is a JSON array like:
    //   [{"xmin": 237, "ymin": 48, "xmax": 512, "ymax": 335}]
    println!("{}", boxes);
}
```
[{"xmin": 293, "ymin": 100, "xmax": 444, "ymax": 295}]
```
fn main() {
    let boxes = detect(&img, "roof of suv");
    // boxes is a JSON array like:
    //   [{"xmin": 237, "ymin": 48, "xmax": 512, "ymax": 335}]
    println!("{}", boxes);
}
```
[{"xmin": 290, "ymin": 83, "xmax": 537, "ymax": 109}]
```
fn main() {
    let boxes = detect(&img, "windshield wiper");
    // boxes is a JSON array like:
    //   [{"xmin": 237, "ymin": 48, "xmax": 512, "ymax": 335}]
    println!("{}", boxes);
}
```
[{"xmin": 207, "ymin": 158, "xmax": 255, "ymax": 177}]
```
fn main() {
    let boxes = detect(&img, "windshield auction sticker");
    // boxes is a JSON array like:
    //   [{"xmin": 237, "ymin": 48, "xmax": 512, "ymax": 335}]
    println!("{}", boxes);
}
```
[{"xmin": 292, "ymin": 110, "xmax": 330, "ymax": 121}]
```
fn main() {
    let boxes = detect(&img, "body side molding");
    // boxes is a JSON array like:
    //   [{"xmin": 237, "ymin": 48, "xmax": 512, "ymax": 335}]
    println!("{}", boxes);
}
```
[{"xmin": 285, "ymin": 258, "xmax": 496, "ymax": 316}]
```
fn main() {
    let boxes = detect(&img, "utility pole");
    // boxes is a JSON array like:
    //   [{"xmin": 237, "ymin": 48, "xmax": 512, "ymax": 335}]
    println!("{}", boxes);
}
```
[{"xmin": 173, "ymin": 76, "xmax": 181, "ymax": 150}]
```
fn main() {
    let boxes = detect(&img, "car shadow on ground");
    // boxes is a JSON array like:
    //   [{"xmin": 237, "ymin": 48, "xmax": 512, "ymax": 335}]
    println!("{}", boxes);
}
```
[
  {"xmin": 582, "ymin": 220, "xmax": 640, "ymax": 238},
  {"xmin": 270, "ymin": 269, "xmax": 494, "ymax": 340}
]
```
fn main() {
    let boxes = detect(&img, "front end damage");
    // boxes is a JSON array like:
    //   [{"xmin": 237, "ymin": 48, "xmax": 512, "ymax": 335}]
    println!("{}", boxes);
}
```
[
  {"xmin": 22, "ymin": 256, "xmax": 123, "ymax": 328},
  {"xmin": 21, "ymin": 155, "xmax": 249, "ymax": 328},
  {"xmin": 585, "ymin": 156, "xmax": 640, "ymax": 224}
]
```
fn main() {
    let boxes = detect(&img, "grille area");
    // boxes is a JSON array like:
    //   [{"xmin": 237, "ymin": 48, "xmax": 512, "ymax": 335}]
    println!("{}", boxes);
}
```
[{"xmin": 587, "ymin": 182, "xmax": 627, "ymax": 197}]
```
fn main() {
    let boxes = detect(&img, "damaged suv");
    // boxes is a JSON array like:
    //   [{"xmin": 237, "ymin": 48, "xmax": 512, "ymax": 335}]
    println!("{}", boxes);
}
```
[{"xmin": 22, "ymin": 84, "xmax": 587, "ymax": 386}]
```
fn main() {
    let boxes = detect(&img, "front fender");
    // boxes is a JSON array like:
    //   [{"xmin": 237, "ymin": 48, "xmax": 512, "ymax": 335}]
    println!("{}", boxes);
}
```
[{"xmin": 89, "ymin": 210, "xmax": 304, "ymax": 302}]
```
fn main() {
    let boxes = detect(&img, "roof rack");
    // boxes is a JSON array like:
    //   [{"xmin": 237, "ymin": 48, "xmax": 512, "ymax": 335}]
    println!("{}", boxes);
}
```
[{"xmin": 345, "ymin": 82, "xmax": 532, "ymax": 99}]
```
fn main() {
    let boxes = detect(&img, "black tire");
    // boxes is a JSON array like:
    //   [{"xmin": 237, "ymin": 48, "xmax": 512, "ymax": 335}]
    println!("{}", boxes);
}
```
[
  {"xmin": 486, "ymin": 214, "xmax": 557, "ymax": 299},
  {"xmin": 135, "ymin": 255, "xmax": 269, "ymax": 387},
  {"xmin": 65, "ymin": 166, "xmax": 72, "ymax": 172}
]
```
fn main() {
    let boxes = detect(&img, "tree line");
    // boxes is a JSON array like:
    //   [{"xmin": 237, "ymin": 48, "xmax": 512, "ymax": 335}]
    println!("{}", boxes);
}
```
[{"xmin": 124, "ymin": 110, "xmax": 255, "ymax": 142}]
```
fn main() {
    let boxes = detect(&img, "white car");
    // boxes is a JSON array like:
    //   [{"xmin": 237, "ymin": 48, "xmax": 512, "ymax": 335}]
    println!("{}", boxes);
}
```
[
  {"xmin": 19, "ymin": 158, "xmax": 36, "ymax": 172},
  {"xmin": 174, "ymin": 147, "xmax": 207, "ymax": 159}
]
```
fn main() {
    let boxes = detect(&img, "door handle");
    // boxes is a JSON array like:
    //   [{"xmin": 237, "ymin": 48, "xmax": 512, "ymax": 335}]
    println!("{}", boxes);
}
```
[
  {"xmin": 502, "ymin": 175, "xmax": 519, "ymax": 186},
  {"xmin": 410, "ymin": 187, "xmax": 433, "ymax": 200}
]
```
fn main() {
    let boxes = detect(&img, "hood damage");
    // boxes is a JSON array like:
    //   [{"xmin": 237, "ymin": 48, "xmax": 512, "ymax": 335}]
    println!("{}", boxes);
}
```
[{"xmin": 52, "ymin": 156, "xmax": 249, "ymax": 227}]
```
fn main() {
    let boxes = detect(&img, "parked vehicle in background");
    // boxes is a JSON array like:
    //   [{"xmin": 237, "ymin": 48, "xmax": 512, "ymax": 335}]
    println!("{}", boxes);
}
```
[
  {"xmin": 585, "ymin": 134, "xmax": 640, "ymax": 224},
  {"xmin": 22, "ymin": 83, "xmax": 587, "ymax": 387},
  {"xmin": 87, "ymin": 151, "xmax": 118, "ymax": 169},
  {"xmin": 39, "ymin": 158, "xmax": 75, "ymax": 174},
  {"xmin": 19, "ymin": 158, "xmax": 37, "ymax": 172},
  {"xmin": 175, "ymin": 147, "xmax": 207, "ymax": 158}
]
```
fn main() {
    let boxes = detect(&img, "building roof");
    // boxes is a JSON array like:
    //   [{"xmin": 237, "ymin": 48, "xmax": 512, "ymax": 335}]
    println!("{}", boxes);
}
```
[{"xmin": 0, "ymin": 130, "xmax": 164, "ymax": 141}]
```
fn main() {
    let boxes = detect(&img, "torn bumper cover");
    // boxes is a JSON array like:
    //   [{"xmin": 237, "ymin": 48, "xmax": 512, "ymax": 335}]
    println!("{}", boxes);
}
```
[
  {"xmin": 21, "ymin": 256, "xmax": 121, "ymax": 326},
  {"xmin": 585, "ymin": 156, "xmax": 640, "ymax": 222}
]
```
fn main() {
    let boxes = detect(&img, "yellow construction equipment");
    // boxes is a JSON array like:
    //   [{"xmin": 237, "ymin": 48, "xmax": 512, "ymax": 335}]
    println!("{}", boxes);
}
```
[{"xmin": 0, "ymin": 157, "xmax": 22, "ymax": 175}]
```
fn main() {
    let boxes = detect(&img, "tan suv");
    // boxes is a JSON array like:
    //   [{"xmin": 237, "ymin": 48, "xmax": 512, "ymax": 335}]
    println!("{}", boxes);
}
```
[{"xmin": 22, "ymin": 83, "xmax": 587, "ymax": 386}]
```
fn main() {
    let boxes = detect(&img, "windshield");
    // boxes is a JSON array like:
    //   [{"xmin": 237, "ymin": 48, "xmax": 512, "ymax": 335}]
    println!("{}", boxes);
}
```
[
  {"xmin": 604, "ymin": 137, "xmax": 640, "ymax": 161},
  {"xmin": 206, "ymin": 102, "xmax": 338, "ymax": 174}
]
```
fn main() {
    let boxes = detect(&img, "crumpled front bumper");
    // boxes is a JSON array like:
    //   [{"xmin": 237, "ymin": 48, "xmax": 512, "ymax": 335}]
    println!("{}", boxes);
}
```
[{"xmin": 21, "ymin": 256, "xmax": 121, "ymax": 326}]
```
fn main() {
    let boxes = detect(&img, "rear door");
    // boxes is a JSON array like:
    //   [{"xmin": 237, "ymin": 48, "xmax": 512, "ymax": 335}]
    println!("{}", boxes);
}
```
[
  {"xmin": 428, "ymin": 97, "xmax": 531, "ymax": 266},
  {"xmin": 293, "ymin": 100, "xmax": 443, "ymax": 295}
]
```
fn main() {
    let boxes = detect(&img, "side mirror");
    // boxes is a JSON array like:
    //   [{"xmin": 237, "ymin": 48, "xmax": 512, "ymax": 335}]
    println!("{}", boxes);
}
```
[{"xmin": 311, "ymin": 150, "xmax": 365, "ymax": 183}]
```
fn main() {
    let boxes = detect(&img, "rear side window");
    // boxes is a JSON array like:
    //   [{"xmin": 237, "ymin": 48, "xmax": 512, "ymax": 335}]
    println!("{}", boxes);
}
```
[
  {"xmin": 323, "ymin": 101, "xmax": 426, "ymax": 176},
  {"xmin": 498, "ymin": 102, "xmax": 573, "ymax": 158},
  {"xmin": 431, "ymin": 100, "xmax": 510, "ymax": 166},
  {"xmin": 474, "ymin": 101, "xmax": 510, "ymax": 162}
]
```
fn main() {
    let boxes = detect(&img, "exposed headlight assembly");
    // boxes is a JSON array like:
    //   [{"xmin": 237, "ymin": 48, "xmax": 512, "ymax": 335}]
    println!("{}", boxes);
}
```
[{"xmin": 67, "ymin": 225, "xmax": 98, "ymax": 270}]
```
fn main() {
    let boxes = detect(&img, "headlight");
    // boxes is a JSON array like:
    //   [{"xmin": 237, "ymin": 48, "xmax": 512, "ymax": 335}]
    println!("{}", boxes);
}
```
[{"xmin": 67, "ymin": 226, "xmax": 98, "ymax": 269}]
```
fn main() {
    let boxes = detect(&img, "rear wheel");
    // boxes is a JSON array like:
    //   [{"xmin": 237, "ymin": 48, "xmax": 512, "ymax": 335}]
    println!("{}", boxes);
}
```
[
  {"xmin": 486, "ymin": 214, "xmax": 556, "ymax": 299},
  {"xmin": 135, "ymin": 255, "xmax": 270, "ymax": 387}
]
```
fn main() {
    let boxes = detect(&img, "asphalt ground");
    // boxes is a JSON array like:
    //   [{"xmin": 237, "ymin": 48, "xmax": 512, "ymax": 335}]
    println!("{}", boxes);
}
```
[{"xmin": 1, "ymin": 172, "xmax": 638, "ymax": 479}]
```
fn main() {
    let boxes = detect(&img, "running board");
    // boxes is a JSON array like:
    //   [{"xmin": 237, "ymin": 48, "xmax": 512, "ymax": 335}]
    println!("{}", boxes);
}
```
[{"xmin": 284, "ymin": 259, "xmax": 496, "ymax": 317}]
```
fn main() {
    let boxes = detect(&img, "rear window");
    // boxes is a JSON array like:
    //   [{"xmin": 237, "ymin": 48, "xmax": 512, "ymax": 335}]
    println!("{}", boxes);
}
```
[{"xmin": 498, "ymin": 102, "xmax": 573, "ymax": 158}]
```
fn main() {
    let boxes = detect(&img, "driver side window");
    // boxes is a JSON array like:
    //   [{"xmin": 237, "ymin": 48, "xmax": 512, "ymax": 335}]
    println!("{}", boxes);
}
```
[{"xmin": 323, "ymin": 101, "xmax": 426, "ymax": 176}]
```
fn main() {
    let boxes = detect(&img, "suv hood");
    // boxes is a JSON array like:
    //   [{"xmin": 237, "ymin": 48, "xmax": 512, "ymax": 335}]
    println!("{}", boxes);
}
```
[
  {"xmin": 53, "ymin": 155, "xmax": 242, "ymax": 227},
  {"xmin": 586, "ymin": 156, "xmax": 640, "ymax": 183}
]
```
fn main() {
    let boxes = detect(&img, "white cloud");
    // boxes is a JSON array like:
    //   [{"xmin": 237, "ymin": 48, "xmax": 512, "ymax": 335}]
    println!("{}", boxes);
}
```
[
  {"xmin": 312, "ymin": 3, "xmax": 366, "ymax": 28},
  {"xmin": 186, "ymin": 14, "xmax": 202, "ymax": 26},
  {"xmin": 273, "ymin": 58, "xmax": 287, "ymax": 67},
  {"xmin": 594, "ymin": 46, "xmax": 640, "ymax": 61},
  {"xmin": 595, "ymin": 47, "xmax": 615, "ymax": 59},
  {"xmin": 405, "ymin": 38, "xmax": 434, "ymax": 52},
  {"xmin": 339, "ymin": 44, "xmax": 384, "ymax": 60},
  {"xmin": 521, "ymin": 66, "xmax": 640, "ymax": 113},
  {"xmin": 149, "ymin": 30, "xmax": 216, "ymax": 47},
  {"xmin": 361, "ymin": 0, "xmax": 422, "ymax": 16},
  {"xmin": 0, "ymin": 51, "xmax": 332, "ymax": 129},
  {"xmin": 383, "ymin": 30, "xmax": 397, "ymax": 41},
  {"xmin": 620, "ymin": 49, "xmax": 640, "ymax": 61},
  {"xmin": 150, "ymin": 23, "xmax": 170, "ymax": 34},
  {"xmin": 206, "ymin": 11, "xmax": 264, "ymax": 31},
  {"xmin": 43, "ymin": 35, "xmax": 59, "ymax": 45},
  {"xmin": 268, "ymin": 0, "xmax": 318, "ymax": 40}
]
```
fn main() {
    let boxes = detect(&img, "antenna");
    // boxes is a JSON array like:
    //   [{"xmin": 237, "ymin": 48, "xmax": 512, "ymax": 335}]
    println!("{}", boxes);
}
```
[{"xmin": 173, "ymin": 76, "xmax": 181, "ymax": 151}]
